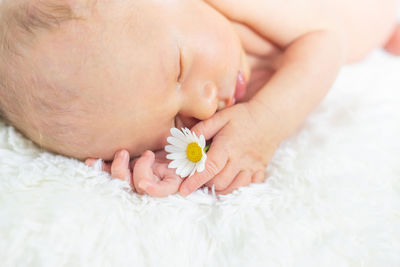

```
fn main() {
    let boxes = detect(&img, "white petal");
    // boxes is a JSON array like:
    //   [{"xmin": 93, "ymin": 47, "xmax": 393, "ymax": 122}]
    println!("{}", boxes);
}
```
[
  {"xmin": 188, "ymin": 133, "xmax": 197, "ymax": 143},
  {"xmin": 195, "ymin": 135, "xmax": 203, "ymax": 145},
  {"xmin": 192, "ymin": 131, "xmax": 198, "ymax": 140},
  {"xmin": 199, "ymin": 135, "xmax": 205, "ymax": 148},
  {"xmin": 181, "ymin": 127, "xmax": 189, "ymax": 136},
  {"xmin": 165, "ymin": 145, "xmax": 183, "ymax": 153},
  {"xmin": 167, "ymin": 160, "xmax": 178, "ymax": 169},
  {"xmin": 166, "ymin": 152, "xmax": 187, "ymax": 160},
  {"xmin": 190, "ymin": 130, "xmax": 198, "ymax": 142},
  {"xmin": 188, "ymin": 167, "xmax": 196, "ymax": 178},
  {"xmin": 167, "ymin": 136, "xmax": 187, "ymax": 149},
  {"xmin": 170, "ymin": 128, "xmax": 187, "ymax": 142},
  {"xmin": 180, "ymin": 161, "xmax": 195, "ymax": 178},
  {"xmin": 183, "ymin": 128, "xmax": 197, "ymax": 143},
  {"xmin": 201, "ymin": 153, "xmax": 207, "ymax": 162},
  {"xmin": 184, "ymin": 128, "xmax": 192, "ymax": 137},
  {"xmin": 168, "ymin": 159, "xmax": 185, "ymax": 169},
  {"xmin": 176, "ymin": 159, "xmax": 190, "ymax": 176},
  {"xmin": 196, "ymin": 162, "xmax": 205, "ymax": 172}
]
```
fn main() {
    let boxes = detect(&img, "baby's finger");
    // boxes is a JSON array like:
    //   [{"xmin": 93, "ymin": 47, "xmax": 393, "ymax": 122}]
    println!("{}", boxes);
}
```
[
  {"xmin": 85, "ymin": 158, "xmax": 97, "ymax": 166},
  {"xmin": 190, "ymin": 109, "xmax": 230, "ymax": 141},
  {"xmin": 110, "ymin": 150, "xmax": 131, "ymax": 181},
  {"xmin": 215, "ymin": 170, "xmax": 252, "ymax": 195},
  {"xmin": 252, "ymin": 170, "xmax": 266, "ymax": 183},
  {"xmin": 179, "ymin": 142, "xmax": 228, "ymax": 196},
  {"xmin": 140, "ymin": 176, "xmax": 183, "ymax": 198},
  {"xmin": 85, "ymin": 158, "xmax": 112, "ymax": 173},
  {"xmin": 133, "ymin": 150, "xmax": 156, "ymax": 194},
  {"xmin": 205, "ymin": 159, "xmax": 239, "ymax": 191}
]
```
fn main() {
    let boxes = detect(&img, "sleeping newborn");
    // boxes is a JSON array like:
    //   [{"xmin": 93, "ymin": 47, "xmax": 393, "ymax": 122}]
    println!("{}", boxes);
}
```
[{"xmin": 0, "ymin": 0, "xmax": 399, "ymax": 196}]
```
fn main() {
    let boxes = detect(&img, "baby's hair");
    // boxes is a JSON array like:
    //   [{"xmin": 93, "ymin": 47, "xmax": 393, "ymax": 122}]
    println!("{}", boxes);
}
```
[
  {"xmin": 0, "ymin": 0, "xmax": 74, "ymax": 114},
  {"xmin": 0, "ymin": 0, "xmax": 96, "ymax": 155}
]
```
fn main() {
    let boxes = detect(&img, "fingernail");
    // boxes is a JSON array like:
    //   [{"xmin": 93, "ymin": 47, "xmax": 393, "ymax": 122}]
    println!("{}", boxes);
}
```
[{"xmin": 121, "ymin": 151, "xmax": 129, "ymax": 160}]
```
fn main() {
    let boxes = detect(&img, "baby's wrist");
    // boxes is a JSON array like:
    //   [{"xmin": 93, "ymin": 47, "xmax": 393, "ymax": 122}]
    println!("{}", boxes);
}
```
[{"xmin": 246, "ymin": 100, "xmax": 287, "ymax": 146}]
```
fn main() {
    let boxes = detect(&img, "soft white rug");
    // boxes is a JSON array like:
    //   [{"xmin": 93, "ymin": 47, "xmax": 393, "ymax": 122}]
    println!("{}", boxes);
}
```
[{"xmin": 1, "ymin": 50, "xmax": 400, "ymax": 267}]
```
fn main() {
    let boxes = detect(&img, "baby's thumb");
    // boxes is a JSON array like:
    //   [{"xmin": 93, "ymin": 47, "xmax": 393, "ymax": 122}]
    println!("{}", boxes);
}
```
[{"xmin": 190, "ymin": 111, "xmax": 228, "ymax": 141}]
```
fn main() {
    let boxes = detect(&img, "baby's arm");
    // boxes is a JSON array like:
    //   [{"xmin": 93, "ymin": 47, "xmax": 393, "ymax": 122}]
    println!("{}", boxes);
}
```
[
  {"xmin": 178, "ymin": 33, "xmax": 344, "ymax": 196},
  {"xmin": 250, "ymin": 31, "xmax": 344, "ymax": 140},
  {"xmin": 203, "ymin": 0, "xmax": 398, "ymax": 137},
  {"xmin": 85, "ymin": 149, "xmax": 183, "ymax": 197},
  {"xmin": 181, "ymin": 0, "xmax": 398, "ymax": 195}
]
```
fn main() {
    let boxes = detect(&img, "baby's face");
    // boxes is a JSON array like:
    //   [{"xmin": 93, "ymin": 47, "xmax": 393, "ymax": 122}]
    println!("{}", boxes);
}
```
[{"xmin": 32, "ymin": 0, "xmax": 249, "ymax": 160}]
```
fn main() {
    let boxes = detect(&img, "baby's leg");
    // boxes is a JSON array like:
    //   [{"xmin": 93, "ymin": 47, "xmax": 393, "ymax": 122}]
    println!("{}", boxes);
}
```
[{"xmin": 384, "ymin": 25, "xmax": 400, "ymax": 55}]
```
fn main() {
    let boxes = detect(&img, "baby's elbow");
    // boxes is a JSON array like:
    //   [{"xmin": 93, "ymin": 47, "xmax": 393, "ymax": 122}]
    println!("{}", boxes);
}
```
[{"xmin": 284, "ymin": 29, "xmax": 348, "ymax": 72}]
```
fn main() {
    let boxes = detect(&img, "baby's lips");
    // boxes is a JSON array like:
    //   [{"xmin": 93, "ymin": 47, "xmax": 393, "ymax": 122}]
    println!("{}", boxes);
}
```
[{"xmin": 234, "ymin": 71, "xmax": 247, "ymax": 101}]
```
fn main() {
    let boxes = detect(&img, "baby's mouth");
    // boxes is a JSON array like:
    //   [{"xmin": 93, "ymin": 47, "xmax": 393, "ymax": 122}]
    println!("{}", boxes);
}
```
[
  {"xmin": 234, "ymin": 71, "xmax": 247, "ymax": 101},
  {"xmin": 217, "ymin": 71, "xmax": 245, "ymax": 112}
]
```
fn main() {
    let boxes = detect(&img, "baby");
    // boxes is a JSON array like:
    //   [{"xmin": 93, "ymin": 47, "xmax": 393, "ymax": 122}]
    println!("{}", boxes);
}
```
[{"xmin": 0, "ymin": 0, "xmax": 399, "ymax": 197}]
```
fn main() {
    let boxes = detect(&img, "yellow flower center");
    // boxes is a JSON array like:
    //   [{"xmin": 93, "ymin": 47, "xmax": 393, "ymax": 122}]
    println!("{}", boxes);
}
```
[{"xmin": 186, "ymin": 142, "xmax": 203, "ymax": 163}]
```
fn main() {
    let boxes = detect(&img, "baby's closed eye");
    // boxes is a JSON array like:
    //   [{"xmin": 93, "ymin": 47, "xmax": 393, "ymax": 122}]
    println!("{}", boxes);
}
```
[{"xmin": 176, "ymin": 47, "xmax": 184, "ymax": 83}]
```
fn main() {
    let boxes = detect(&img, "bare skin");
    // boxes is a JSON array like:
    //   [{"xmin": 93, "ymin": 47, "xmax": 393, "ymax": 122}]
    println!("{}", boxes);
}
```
[
  {"xmin": 82, "ymin": 0, "xmax": 400, "ymax": 197},
  {"xmin": 385, "ymin": 26, "xmax": 400, "ymax": 55}
]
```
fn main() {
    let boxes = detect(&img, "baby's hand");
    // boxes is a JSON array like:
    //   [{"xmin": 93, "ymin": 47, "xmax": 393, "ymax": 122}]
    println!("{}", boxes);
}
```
[
  {"xmin": 85, "ymin": 149, "xmax": 183, "ymax": 197},
  {"xmin": 179, "ymin": 101, "xmax": 282, "ymax": 196}
]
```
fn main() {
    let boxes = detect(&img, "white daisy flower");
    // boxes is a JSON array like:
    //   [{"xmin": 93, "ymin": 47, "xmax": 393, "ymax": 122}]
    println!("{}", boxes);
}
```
[{"xmin": 164, "ymin": 127, "xmax": 208, "ymax": 178}]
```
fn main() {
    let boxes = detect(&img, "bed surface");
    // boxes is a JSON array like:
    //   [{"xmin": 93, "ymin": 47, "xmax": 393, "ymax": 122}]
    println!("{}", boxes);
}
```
[{"xmin": 1, "ymin": 50, "xmax": 400, "ymax": 267}]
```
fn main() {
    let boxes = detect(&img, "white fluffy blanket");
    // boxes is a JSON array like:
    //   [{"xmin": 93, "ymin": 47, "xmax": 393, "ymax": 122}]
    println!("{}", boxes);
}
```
[{"xmin": 1, "ymin": 50, "xmax": 400, "ymax": 267}]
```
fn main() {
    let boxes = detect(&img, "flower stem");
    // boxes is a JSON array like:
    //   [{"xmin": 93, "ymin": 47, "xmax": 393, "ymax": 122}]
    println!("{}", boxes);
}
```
[{"xmin": 204, "ymin": 144, "xmax": 210, "ymax": 153}]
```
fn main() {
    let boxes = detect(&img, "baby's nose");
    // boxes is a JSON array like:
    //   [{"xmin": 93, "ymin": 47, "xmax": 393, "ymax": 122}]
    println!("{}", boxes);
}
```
[
  {"xmin": 181, "ymin": 81, "xmax": 219, "ymax": 120},
  {"xmin": 217, "ymin": 97, "xmax": 235, "ymax": 111}
]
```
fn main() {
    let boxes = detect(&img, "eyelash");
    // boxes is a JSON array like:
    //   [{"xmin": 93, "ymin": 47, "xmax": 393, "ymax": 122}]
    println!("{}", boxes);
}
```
[{"xmin": 177, "ymin": 50, "xmax": 183, "ymax": 83}]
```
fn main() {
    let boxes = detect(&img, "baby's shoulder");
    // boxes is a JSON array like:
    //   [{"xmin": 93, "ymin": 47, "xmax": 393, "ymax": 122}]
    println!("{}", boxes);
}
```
[
  {"xmin": 205, "ymin": 0, "xmax": 320, "ymax": 46},
  {"xmin": 208, "ymin": 0, "xmax": 374, "ymax": 48}
]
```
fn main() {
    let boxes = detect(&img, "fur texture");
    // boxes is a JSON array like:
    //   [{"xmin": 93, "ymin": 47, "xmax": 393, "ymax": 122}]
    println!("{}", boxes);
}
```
[{"xmin": 1, "ymin": 50, "xmax": 400, "ymax": 267}]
